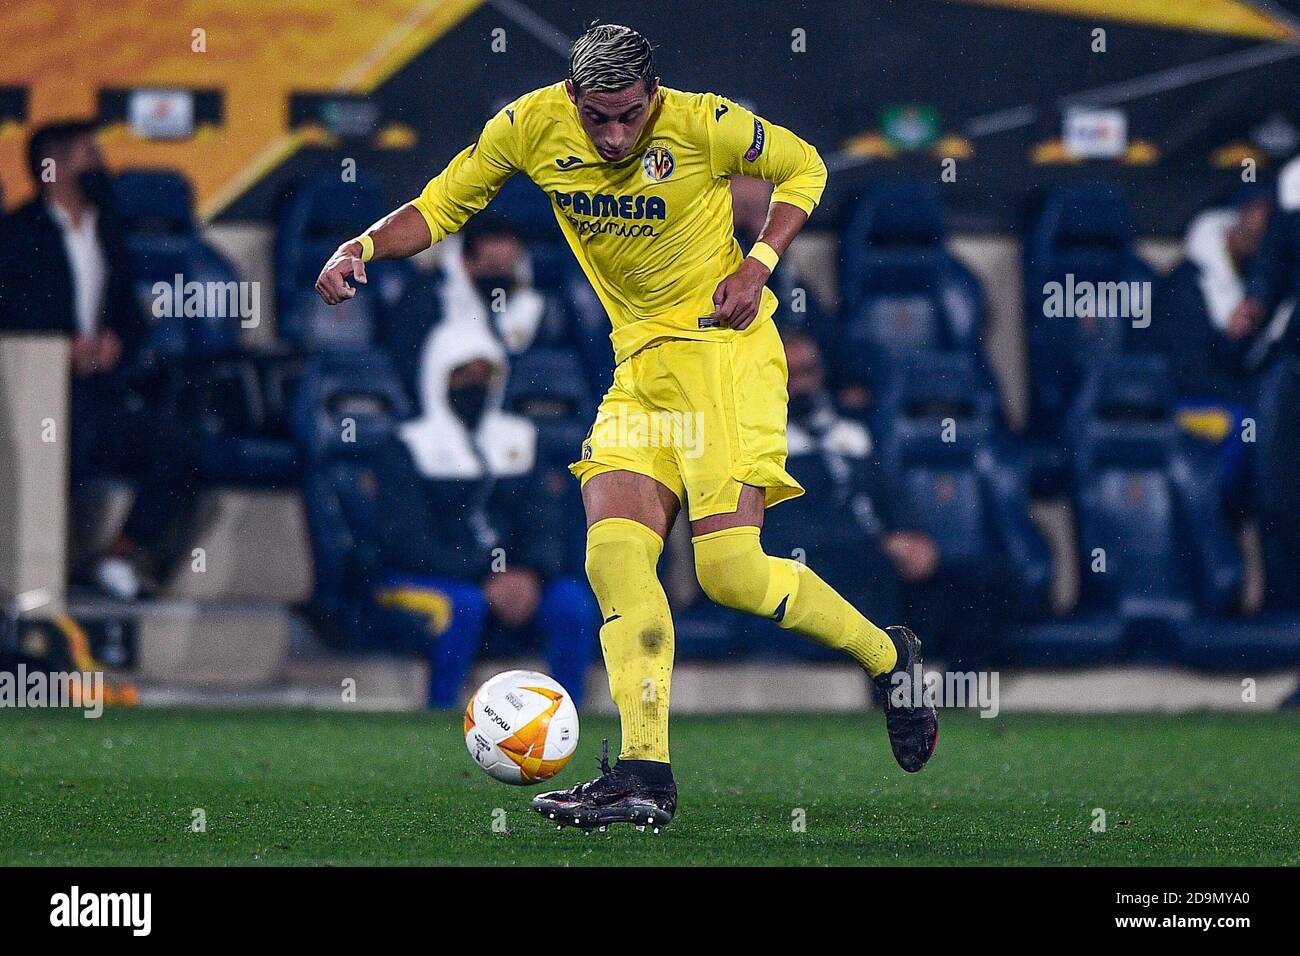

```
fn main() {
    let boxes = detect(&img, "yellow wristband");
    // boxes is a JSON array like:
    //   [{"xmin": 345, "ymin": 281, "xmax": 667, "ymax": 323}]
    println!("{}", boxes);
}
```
[
  {"xmin": 353, "ymin": 234, "xmax": 375, "ymax": 263},
  {"xmin": 747, "ymin": 241, "xmax": 780, "ymax": 273}
]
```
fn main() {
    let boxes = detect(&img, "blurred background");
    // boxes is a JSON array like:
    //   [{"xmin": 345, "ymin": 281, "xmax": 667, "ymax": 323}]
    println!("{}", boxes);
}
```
[{"xmin": 1, "ymin": 0, "xmax": 1298, "ymax": 713}]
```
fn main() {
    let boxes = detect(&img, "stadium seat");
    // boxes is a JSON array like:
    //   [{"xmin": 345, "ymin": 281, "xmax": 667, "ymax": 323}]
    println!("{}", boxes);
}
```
[
  {"xmin": 113, "ymin": 170, "xmax": 305, "ymax": 485},
  {"xmin": 112, "ymin": 169, "xmax": 242, "ymax": 359},
  {"xmin": 113, "ymin": 169, "xmax": 195, "ymax": 235},
  {"xmin": 837, "ymin": 182, "xmax": 991, "ymax": 398},
  {"xmin": 672, "ymin": 601, "xmax": 746, "ymax": 662},
  {"xmin": 1251, "ymin": 357, "xmax": 1300, "ymax": 611},
  {"xmin": 1007, "ymin": 355, "xmax": 1300, "ymax": 667},
  {"xmin": 1069, "ymin": 357, "xmax": 1238, "ymax": 621},
  {"xmin": 504, "ymin": 348, "xmax": 593, "ymax": 460},
  {"xmin": 485, "ymin": 175, "xmax": 564, "ymax": 245},
  {"xmin": 1022, "ymin": 183, "xmax": 1157, "ymax": 493},
  {"xmin": 558, "ymin": 270, "xmax": 616, "ymax": 394},
  {"xmin": 274, "ymin": 174, "xmax": 415, "ymax": 349},
  {"xmin": 290, "ymin": 349, "xmax": 413, "ymax": 643},
  {"xmin": 502, "ymin": 347, "xmax": 594, "ymax": 583},
  {"xmin": 874, "ymin": 352, "xmax": 1051, "ymax": 621},
  {"xmin": 192, "ymin": 351, "xmax": 305, "ymax": 485},
  {"xmin": 1175, "ymin": 616, "xmax": 1300, "ymax": 670}
]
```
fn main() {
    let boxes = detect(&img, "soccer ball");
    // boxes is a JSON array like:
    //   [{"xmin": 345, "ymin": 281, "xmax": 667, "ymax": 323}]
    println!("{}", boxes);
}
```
[{"xmin": 463, "ymin": 670, "xmax": 579, "ymax": 785}]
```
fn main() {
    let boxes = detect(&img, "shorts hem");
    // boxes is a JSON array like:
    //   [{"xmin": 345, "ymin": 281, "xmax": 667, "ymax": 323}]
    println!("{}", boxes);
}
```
[
  {"xmin": 569, "ymin": 459, "xmax": 686, "ymax": 504},
  {"xmin": 684, "ymin": 461, "xmax": 805, "ymax": 521}
]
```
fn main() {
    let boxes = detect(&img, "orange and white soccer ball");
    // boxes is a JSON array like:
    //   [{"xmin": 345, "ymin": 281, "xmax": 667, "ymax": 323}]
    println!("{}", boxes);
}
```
[{"xmin": 463, "ymin": 670, "xmax": 579, "ymax": 785}]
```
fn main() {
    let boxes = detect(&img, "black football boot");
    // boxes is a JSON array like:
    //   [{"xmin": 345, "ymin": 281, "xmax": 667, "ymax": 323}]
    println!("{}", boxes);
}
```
[
  {"xmin": 532, "ymin": 739, "xmax": 677, "ymax": 833},
  {"xmin": 872, "ymin": 625, "xmax": 939, "ymax": 772}
]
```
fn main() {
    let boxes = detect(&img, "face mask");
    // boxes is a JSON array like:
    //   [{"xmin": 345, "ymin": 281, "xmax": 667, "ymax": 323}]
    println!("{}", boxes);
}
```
[
  {"xmin": 448, "ymin": 383, "xmax": 490, "ymax": 430},
  {"xmin": 77, "ymin": 168, "xmax": 113, "ymax": 208}
]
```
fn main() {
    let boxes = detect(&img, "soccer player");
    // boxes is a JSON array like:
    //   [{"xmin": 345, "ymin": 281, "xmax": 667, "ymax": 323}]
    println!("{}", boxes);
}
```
[{"xmin": 316, "ymin": 23, "xmax": 938, "ymax": 831}]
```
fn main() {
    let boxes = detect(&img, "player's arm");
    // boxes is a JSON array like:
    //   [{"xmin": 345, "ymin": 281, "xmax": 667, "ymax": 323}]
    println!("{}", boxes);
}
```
[
  {"xmin": 316, "ymin": 106, "xmax": 521, "ymax": 305},
  {"xmin": 315, "ymin": 206, "xmax": 429, "ymax": 304},
  {"xmin": 708, "ymin": 98, "xmax": 828, "ymax": 329}
]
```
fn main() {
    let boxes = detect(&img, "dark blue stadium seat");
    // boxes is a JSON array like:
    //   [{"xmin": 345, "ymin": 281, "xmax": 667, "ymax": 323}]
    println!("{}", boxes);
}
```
[
  {"xmin": 1174, "ymin": 616, "xmax": 1300, "ymax": 670},
  {"xmin": 1008, "ymin": 355, "xmax": 1300, "ymax": 668},
  {"xmin": 838, "ymin": 183, "xmax": 990, "ymax": 398},
  {"xmin": 504, "ymin": 347, "xmax": 593, "ymax": 462},
  {"xmin": 485, "ymin": 175, "xmax": 564, "ymax": 244},
  {"xmin": 502, "ymin": 347, "xmax": 593, "ymax": 586},
  {"xmin": 1252, "ymin": 357, "xmax": 1300, "ymax": 611},
  {"xmin": 113, "ymin": 169, "xmax": 194, "ymax": 233},
  {"xmin": 840, "ymin": 182, "xmax": 949, "ymax": 307},
  {"xmin": 1022, "ymin": 184, "xmax": 1157, "ymax": 492},
  {"xmin": 291, "ymin": 349, "xmax": 412, "ymax": 639},
  {"xmin": 874, "ymin": 352, "xmax": 1051, "ymax": 621},
  {"xmin": 559, "ymin": 270, "xmax": 615, "ymax": 394},
  {"xmin": 274, "ymin": 174, "xmax": 415, "ymax": 349},
  {"xmin": 112, "ymin": 169, "xmax": 241, "ymax": 359},
  {"xmin": 113, "ymin": 170, "xmax": 305, "ymax": 484},
  {"xmin": 1068, "ymin": 360, "xmax": 1238, "ymax": 624},
  {"xmin": 193, "ymin": 352, "xmax": 305, "ymax": 485},
  {"xmin": 673, "ymin": 601, "xmax": 746, "ymax": 662}
]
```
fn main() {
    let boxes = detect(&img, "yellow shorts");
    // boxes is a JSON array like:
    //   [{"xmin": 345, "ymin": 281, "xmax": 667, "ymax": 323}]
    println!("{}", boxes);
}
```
[{"xmin": 569, "ymin": 317, "xmax": 804, "ymax": 520}]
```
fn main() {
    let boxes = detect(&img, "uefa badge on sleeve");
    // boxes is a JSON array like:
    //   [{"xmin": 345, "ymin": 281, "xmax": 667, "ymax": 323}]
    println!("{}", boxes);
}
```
[{"xmin": 744, "ymin": 118, "xmax": 766, "ymax": 162}]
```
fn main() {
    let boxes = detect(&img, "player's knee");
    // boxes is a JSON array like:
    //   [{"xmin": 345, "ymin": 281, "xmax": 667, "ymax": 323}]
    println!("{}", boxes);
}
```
[
  {"xmin": 695, "ymin": 564, "xmax": 767, "ymax": 614},
  {"xmin": 692, "ymin": 527, "xmax": 774, "ymax": 615},
  {"xmin": 584, "ymin": 518, "xmax": 664, "ymax": 607}
]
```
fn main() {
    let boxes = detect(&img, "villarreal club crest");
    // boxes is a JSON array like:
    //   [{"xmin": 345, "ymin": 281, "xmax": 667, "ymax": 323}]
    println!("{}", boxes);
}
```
[{"xmin": 642, "ymin": 144, "xmax": 675, "ymax": 181}]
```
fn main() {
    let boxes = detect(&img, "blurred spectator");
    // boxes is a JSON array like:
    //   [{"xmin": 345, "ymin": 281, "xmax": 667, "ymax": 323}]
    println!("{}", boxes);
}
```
[
  {"xmin": 372, "ymin": 317, "xmax": 596, "ymax": 706},
  {"xmin": 1235, "ymin": 154, "xmax": 1300, "ymax": 339},
  {"xmin": 763, "ymin": 330, "xmax": 1036, "ymax": 665},
  {"xmin": 383, "ymin": 213, "xmax": 571, "ymax": 405},
  {"xmin": 1136, "ymin": 188, "xmax": 1288, "ymax": 503},
  {"xmin": 759, "ymin": 329, "xmax": 939, "ymax": 645},
  {"xmin": 1217, "ymin": 160, "xmax": 1300, "ymax": 608},
  {"xmin": 1180, "ymin": 160, "xmax": 1300, "ymax": 694},
  {"xmin": 0, "ymin": 121, "xmax": 198, "ymax": 599},
  {"xmin": 1142, "ymin": 189, "xmax": 1284, "ymax": 403}
]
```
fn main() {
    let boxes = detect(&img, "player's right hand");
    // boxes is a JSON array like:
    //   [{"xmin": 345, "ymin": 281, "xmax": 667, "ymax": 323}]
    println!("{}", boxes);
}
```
[{"xmin": 315, "ymin": 242, "xmax": 368, "ymax": 305}]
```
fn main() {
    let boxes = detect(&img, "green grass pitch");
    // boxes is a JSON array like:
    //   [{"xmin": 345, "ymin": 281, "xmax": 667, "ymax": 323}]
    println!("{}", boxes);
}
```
[{"xmin": 1, "ymin": 709, "xmax": 1296, "ymax": 866}]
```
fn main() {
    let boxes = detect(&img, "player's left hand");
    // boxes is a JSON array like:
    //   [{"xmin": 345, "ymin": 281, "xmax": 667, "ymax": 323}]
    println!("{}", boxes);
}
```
[{"xmin": 708, "ymin": 258, "xmax": 770, "ymax": 330}]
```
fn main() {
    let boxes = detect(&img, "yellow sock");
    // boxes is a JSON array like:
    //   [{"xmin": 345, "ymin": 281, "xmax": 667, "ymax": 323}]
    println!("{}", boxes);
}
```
[
  {"xmin": 692, "ymin": 526, "xmax": 898, "ymax": 676},
  {"xmin": 584, "ymin": 518, "xmax": 674, "ymax": 762}
]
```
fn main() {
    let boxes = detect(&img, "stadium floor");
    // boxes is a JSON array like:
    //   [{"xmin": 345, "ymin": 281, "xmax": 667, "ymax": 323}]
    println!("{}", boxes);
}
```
[{"xmin": 2, "ymin": 709, "xmax": 1296, "ymax": 866}]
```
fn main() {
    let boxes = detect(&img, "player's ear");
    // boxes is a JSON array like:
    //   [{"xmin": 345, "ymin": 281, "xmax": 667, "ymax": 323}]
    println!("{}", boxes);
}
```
[
  {"xmin": 647, "ymin": 77, "xmax": 660, "ymax": 99},
  {"xmin": 564, "ymin": 79, "xmax": 577, "ymax": 104}
]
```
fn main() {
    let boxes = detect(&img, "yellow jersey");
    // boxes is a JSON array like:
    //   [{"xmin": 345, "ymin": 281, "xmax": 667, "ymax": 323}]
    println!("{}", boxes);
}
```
[{"xmin": 410, "ymin": 82, "xmax": 827, "ymax": 364}]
